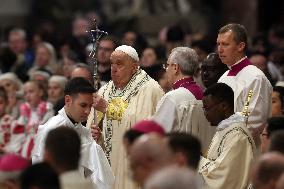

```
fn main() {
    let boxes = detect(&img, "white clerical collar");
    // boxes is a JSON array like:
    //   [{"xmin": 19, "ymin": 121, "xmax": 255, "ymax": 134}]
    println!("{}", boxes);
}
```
[{"xmin": 228, "ymin": 56, "xmax": 247, "ymax": 70}]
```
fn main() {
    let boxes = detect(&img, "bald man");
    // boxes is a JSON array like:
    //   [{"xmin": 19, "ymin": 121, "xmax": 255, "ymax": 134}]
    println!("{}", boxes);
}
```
[
  {"xmin": 88, "ymin": 45, "xmax": 164, "ymax": 189},
  {"xmin": 144, "ymin": 166, "xmax": 198, "ymax": 189},
  {"xmin": 251, "ymin": 152, "xmax": 284, "ymax": 189},
  {"xmin": 129, "ymin": 134, "xmax": 173, "ymax": 186},
  {"xmin": 276, "ymin": 173, "xmax": 284, "ymax": 189},
  {"xmin": 71, "ymin": 63, "xmax": 93, "ymax": 84}
]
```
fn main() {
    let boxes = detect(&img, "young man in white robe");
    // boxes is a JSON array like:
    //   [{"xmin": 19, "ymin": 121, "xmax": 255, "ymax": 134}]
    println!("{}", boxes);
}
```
[
  {"xmin": 44, "ymin": 126, "xmax": 95, "ymax": 189},
  {"xmin": 32, "ymin": 77, "xmax": 114, "ymax": 189},
  {"xmin": 217, "ymin": 23, "xmax": 272, "ymax": 145},
  {"xmin": 88, "ymin": 45, "xmax": 164, "ymax": 189},
  {"xmin": 199, "ymin": 83, "xmax": 256, "ymax": 189}
]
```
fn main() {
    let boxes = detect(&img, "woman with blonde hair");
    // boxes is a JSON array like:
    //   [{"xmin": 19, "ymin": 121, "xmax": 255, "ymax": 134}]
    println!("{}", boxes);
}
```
[{"xmin": 0, "ymin": 72, "xmax": 23, "ymax": 118}]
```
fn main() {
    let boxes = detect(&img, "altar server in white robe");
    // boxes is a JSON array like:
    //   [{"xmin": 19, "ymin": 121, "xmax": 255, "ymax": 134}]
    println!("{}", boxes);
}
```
[
  {"xmin": 217, "ymin": 23, "xmax": 272, "ymax": 145},
  {"xmin": 199, "ymin": 83, "xmax": 256, "ymax": 189},
  {"xmin": 32, "ymin": 78, "xmax": 114, "ymax": 189}
]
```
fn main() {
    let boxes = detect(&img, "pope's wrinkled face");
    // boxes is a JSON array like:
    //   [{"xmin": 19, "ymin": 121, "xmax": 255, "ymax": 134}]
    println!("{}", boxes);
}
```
[
  {"xmin": 65, "ymin": 93, "xmax": 93, "ymax": 123},
  {"xmin": 110, "ymin": 51, "xmax": 138, "ymax": 89}
]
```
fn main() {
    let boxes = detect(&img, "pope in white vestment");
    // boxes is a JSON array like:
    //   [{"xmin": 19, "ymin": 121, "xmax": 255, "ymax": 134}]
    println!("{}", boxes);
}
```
[
  {"xmin": 32, "ymin": 108, "xmax": 114, "ymax": 189},
  {"xmin": 199, "ymin": 113, "xmax": 256, "ymax": 189},
  {"xmin": 97, "ymin": 69, "xmax": 164, "ymax": 188},
  {"xmin": 88, "ymin": 45, "xmax": 164, "ymax": 189}
]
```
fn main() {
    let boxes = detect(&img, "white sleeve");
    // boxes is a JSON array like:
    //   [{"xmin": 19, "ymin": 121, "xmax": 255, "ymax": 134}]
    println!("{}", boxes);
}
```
[
  {"xmin": 239, "ymin": 76, "xmax": 272, "ymax": 129},
  {"xmin": 199, "ymin": 131, "xmax": 254, "ymax": 189},
  {"xmin": 31, "ymin": 125, "xmax": 45, "ymax": 164},
  {"xmin": 152, "ymin": 95, "xmax": 177, "ymax": 132},
  {"xmin": 81, "ymin": 141, "xmax": 114, "ymax": 189}
]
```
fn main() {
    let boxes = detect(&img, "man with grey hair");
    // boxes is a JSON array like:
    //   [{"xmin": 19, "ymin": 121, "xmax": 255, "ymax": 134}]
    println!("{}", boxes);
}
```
[
  {"xmin": 152, "ymin": 47, "xmax": 212, "ymax": 150},
  {"xmin": 89, "ymin": 45, "xmax": 164, "ymax": 189},
  {"xmin": 251, "ymin": 152, "xmax": 284, "ymax": 189},
  {"xmin": 144, "ymin": 166, "xmax": 198, "ymax": 189}
]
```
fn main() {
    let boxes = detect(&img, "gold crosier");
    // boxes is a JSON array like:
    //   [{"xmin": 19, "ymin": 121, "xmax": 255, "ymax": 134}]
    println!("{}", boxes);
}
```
[{"xmin": 241, "ymin": 90, "xmax": 253, "ymax": 126}]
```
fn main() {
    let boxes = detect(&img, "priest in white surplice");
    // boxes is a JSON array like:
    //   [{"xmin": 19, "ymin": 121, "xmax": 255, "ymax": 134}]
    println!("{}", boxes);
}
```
[
  {"xmin": 217, "ymin": 23, "xmax": 272, "ymax": 145},
  {"xmin": 87, "ymin": 45, "xmax": 164, "ymax": 189},
  {"xmin": 152, "ymin": 47, "xmax": 214, "ymax": 150},
  {"xmin": 32, "ymin": 78, "xmax": 114, "ymax": 189},
  {"xmin": 199, "ymin": 83, "xmax": 256, "ymax": 189}
]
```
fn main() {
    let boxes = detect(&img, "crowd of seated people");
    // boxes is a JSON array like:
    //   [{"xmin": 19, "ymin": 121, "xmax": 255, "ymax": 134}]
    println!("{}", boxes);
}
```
[{"xmin": 0, "ymin": 13, "xmax": 284, "ymax": 189}]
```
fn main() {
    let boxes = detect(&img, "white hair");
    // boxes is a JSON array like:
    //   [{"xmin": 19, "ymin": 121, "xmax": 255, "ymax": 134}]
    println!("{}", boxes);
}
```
[
  {"xmin": 145, "ymin": 166, "xmax": 198, "ymax": 189},
  {"xmin": 49, "ymin": 75, "xmax": 68, "ymax": 89},
  {"xmin": 169, "ymin": 47, "xmax": 199, "ymax": 76},
  {"xmin": 9, "ymin": 28, "xmax": 27, "ymax": 40},
  {"xmin": 30, "ymin": 70, "xmax": 51, "ymax": 80},
  {"xmin": 0, "ymin": 72, "xmax": 23, "ymax": 91}
]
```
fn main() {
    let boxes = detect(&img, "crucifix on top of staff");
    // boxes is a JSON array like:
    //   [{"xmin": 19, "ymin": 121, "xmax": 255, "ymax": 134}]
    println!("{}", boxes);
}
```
[{"xmin": 86, "ymin": 19, "xmax": 108, "ymax": 127}]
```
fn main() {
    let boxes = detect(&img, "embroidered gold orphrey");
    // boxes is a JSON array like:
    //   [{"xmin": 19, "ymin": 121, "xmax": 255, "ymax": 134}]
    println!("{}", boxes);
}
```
[{"xmin": 100, "ymin": 69, "xmax": 150, "ymax": 163}]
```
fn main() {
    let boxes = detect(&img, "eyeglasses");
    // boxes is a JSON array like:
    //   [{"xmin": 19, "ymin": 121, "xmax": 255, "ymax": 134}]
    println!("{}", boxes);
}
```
[
  {"xmin": 163, "ymin": 63, "xmax": 170, "ymax": 69},
  {"xmin": 163, "ymin": 63, "xmax": 177, "ymax": 70}
]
